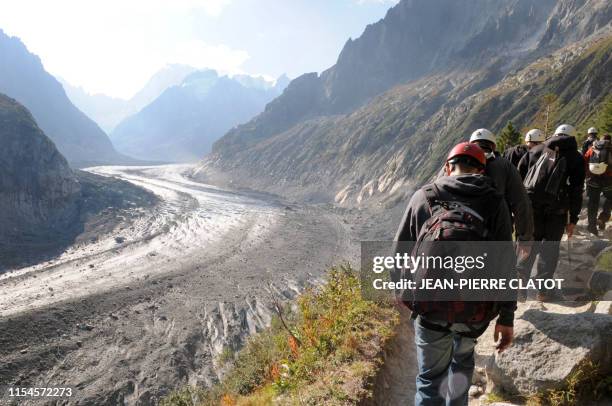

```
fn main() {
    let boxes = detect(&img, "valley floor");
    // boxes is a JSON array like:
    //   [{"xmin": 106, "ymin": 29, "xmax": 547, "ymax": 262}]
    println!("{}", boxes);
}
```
[{"xmin": 0, "ymin": 165, "xmax": 356, "ymax": 405}]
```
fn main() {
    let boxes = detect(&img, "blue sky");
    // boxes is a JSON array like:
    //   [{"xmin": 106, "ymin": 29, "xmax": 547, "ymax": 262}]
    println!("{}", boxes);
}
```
[{"xmin": 0, "ymin": 0, "xmax": 398, "ymax": 98}]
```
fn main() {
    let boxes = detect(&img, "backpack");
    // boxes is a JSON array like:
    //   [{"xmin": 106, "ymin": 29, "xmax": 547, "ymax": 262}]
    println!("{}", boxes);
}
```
[
  {"xmin": 404, "ymin": 184, "xmax": 498, "ymax": 326},
  {"xmin": 416, "ymin": 185, "xmax": 490, "ymax": 242},
  {"xmin": 503, "ymin": 144, "xmax": 528, "ymax": 167},
  {"xmin": 589, "ymin": 140, "xmax": 612, "ymax": 175},
  {"xmin": 523, "ymin": 145, "xmax": 567, "ymax": 201}
]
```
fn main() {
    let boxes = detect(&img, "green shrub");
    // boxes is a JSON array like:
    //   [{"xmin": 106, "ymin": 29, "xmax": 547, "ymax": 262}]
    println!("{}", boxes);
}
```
[
  {"xmin": 527, "ymin": 360, "xmax": 612, "ymax": 406},
  {"xmin": 161, "ymin": 265, "xmax": 398, "ymax": 406}
]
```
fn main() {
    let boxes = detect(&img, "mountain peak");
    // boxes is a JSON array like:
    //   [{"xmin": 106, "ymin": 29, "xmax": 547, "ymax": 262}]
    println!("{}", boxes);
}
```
[
  {"xmin": 111, "ymin": 71, "xmax": 287, "ymax": 162},
  {"xmin": 209, "ymin": 0, "xmax": 612, "ymax": 204},
  {"xmin": 0, "ymin": 30, "xmax": 127, "ymax": 166}
]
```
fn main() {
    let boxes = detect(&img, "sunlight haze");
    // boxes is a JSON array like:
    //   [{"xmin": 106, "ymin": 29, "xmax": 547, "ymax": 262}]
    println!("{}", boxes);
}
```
[{"xmin": 0, "ymin": 0, "xmax": 397, "ymax": 98}]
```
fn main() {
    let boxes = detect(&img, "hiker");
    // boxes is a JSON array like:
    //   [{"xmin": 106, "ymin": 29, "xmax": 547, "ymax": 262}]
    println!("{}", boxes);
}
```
[
  {"xmin": 503, "ymin": 128, "xmax": 546, "ymax": 167},
  {"xmin": 468, "ymin": 128, "xmax": 534, "ymax": 245},
  {"xmin": 517, "ymin": 124, "xmax": 585, "ymax": 301},
  {"xmin": 396, "ymin": 142, "xmax": 515, "ymax": 406},
  {"xmin": 581, "ymin": 127, "xmax": 599, "ymax": 155},
  {"xmin": 438, "ymin": 129, "xmax": 534, "ymax": 243},
  {"xmin": 584, "ymin": 134, "xmax": 612, "ymax": 235}
]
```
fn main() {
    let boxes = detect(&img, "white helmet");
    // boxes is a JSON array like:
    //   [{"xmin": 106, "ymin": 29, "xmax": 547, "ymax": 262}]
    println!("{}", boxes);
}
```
[
  {"xmin": 588, "ymin": 127, "xmax": 598, "ymax": 135},
  {"xmin": 469, "ymin": 128, "xmax": 496, "ymax": 145},
  {"xmin": 554, "ymin": 124, "xmax": 576, "ymax": 138},
  {"xmin": 525, "ymin": 129, "xmax": 545, "ymax": 143}
]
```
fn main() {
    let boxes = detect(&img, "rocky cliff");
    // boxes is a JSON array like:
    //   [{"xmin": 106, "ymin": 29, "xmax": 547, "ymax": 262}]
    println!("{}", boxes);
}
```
[
  {"xmin": 0, "ymin": 94, "xmax": 81, "ymax": 267},
  {"xmin": 0, "ymin": 29, "xmax": 130, "ymax": 167},
  {"xmin": 205, "ymin": 0, "xmax": 612, "ymax": 205},
  {"xmin": 0, "ymin": 94, "xmax": 157, "ymax": 271}
]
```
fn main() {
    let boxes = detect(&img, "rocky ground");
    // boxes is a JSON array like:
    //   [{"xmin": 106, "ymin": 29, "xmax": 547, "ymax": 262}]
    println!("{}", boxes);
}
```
[
  {"xmin": 0, "ymin": 165, "xmax": 358, "ymax": 405},
  {"xmin": 365, "ymin": 216, "xmax": 612, "ymax": 406},
  {"xmin": 469, "ymin": 220, "xmax": 612, "ymax": 405},
  {"xmin": 2, "ymin": 163, "xmax": 610, "ymax": 405}
]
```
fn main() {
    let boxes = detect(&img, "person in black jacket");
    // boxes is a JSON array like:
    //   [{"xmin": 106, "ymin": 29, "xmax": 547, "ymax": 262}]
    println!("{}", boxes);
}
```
[
  {"xmin": 581, "ymin": 127, "xmax": 599, "ymax": 155},
  {"xmin": 503, "ymin": 128, "xmax": 545, "ymax": 167},
  {"xmin": 396, "ymin": 142, "xmax": 515, "ymax": 406},
  {"xmin": 437, "ymin": 128, "xmax": 534, "ymax": 243},
  {"xmin": 517, "ymin": 124, "xmax": 585, "ymax": 302},
  {"xmin": 584, "ymin": 134, "xmax": 612, "ymax": 235}
]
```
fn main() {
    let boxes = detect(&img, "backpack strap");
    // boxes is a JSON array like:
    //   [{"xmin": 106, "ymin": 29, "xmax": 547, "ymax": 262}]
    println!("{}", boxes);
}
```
[{"xmin": 422, "ymin": 184, "xmax": 440, "ymax": 215}]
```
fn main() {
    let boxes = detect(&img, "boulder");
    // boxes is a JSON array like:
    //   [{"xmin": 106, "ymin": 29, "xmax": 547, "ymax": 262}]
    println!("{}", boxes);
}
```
[
  {"xmin": 595, "ymin": 291, "xmax": 612, "ymax": 315},
  {"xmin": 486, "ymin": 309, "xmax": 612, "ymax": 396}
]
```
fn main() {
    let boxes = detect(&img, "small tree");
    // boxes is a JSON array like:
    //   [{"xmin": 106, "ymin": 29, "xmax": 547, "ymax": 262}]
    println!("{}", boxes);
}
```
[
  {"xmin": 497, "ymin": 121, "xmax": 522, "ymax": 153},
  {"xmin": 533, "ymin": 93, "xmax": 559, "ymax": 137}
]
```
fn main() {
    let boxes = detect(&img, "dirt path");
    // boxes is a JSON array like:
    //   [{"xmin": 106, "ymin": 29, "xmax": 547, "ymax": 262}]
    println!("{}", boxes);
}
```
[{"xmin": 0, "ymin": 165, "xmax": 355, "ymax": 405}]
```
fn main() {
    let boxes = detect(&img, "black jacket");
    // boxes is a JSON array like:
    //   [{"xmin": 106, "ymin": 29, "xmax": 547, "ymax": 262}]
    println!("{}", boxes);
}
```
[
  {"xmin": 582, "ymin": 135, "xmax": 598, "ymax": 155},
  {"xmin": 503, "ymin": 144, "xmax": 529, "ymax": 167},
  {"xmin": 518, "ymin": 135, "xmax": 585, "ymax": 224},
  {"xmin": 437, "ymin": 153, "xmax": 533, "ymax": 241},
  {"xmin": 395, "ymin": 174, "xmax": 516, "ymax": 326}
]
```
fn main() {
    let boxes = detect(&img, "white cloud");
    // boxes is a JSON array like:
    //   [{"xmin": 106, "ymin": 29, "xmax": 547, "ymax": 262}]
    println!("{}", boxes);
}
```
[{"xmin": 0, "ymin": 0, "xmax": 240, "ymax": 98}]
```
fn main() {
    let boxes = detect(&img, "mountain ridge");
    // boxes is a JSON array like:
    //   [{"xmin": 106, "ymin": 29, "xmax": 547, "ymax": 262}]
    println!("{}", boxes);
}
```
[
  {"xmin": 0, "ymin": 29, "xmax": 131, "ymax": 167},
  {"xmin": 204, "ymin": 0, "xmax": 612, "ymax": 205},
  {"xmin": 111, "ymin": 70, "xmax": 288, "ymax": 162},
  {"xmin": 61, "ymin": 64, "xmax": 197, "ymax": 133}
]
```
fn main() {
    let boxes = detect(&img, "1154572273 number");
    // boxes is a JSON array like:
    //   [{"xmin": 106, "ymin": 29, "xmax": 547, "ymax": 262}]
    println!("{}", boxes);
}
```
[{"xmin": 5, "ymin": 387, "xmax": 73, "ymax": 398}]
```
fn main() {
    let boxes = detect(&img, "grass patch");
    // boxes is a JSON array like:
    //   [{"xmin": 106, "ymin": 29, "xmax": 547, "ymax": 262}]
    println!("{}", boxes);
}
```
[
  {"xmin": 526, "ymin": 360, "xmax": 612, "ymax": 406},
  {"xmin": 484, "ymin": 391, "xmax": 514, "ymax": 404},
  {"xmin": 161, "ymin": 265, "xmax": 399, "ymax": 405},
  {"xmin": 595, "ymin": 250, "xmax": 612, "ymax": 273}
]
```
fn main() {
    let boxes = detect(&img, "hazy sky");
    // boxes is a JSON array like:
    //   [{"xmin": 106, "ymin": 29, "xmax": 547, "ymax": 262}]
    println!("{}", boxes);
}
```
[{"xmin": 0, "ymin": 0, "xmax": 398, "ymax": 99}]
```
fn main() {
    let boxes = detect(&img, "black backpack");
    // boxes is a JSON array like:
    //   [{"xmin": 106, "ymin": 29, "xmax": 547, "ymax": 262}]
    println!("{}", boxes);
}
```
[
  {"xmin": 523, "ymin": 145, "xmax": 567, "ymax": 201},
  {"xmin": 588, "ymin": 140, "xmax": 612, "ymax": 175},
  {"xmin": 405, "ymin": 184, "xmax": 498, "ymax": 325},
  {"xmin": 416, "ymin": 184, "xmax": 490, "ymax": 242}
]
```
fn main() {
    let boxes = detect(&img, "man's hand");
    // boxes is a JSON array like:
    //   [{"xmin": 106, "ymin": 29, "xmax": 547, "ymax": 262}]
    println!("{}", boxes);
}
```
[
  {"xmin": 516, "ymin": 241, "xmax": 531, "ymax": 261},
  {"xmin": 494, "ymin": 324, "xmax": 513, "ymax": 353},
  {"xmin": 566, "ymin": 223, "xmax": 576, "ymax": 239}
]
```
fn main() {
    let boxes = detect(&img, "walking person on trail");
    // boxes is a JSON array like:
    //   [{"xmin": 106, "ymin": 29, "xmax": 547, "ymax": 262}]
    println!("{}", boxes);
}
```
[
  {"xmin": 438, "ymin": 128, "xmax": 534, "ymax": 244},
  {"xmin": 584, "ymin": 134, "xmax": 612, "ymax": 235},
  {"xmin": 396, "ymin": 142, "xmax": 516, "ymax": 406},
  {"xmin": 582, "ymin": 127, "xmax": 599, "ymax": 155},
  {"xmin": 517, "ymin": 124, "xmax": 585, "ymax": 302},
  {"xmin": 503, "ymin": 128, "xmax": 546, "ymax": 167}
]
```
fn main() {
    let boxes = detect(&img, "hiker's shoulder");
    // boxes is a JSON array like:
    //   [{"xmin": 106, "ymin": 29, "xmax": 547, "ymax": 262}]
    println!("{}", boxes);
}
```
[{"xmin": 407, "ymin": 186, "xmax": 429, "ymax": 208}]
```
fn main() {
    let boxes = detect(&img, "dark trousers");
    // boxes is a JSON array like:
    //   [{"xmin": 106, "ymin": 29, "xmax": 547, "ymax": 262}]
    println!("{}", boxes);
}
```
[
  {"xmin": 517, "ymin": 206, "xmax": 567, "ymax": 292},
  {"xmin": 586, "ymin": 184, "xmax": 612, "ymax": 227}
]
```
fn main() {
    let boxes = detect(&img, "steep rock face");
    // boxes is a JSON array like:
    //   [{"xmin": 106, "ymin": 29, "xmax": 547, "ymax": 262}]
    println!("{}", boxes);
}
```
[
  {"xmin": 213, "ymin": 0, "xmax": 581, "ymax": 157},
  {"xmin": 0, "ymin": 94, "xmax": 80, "ymax": 264},
  {"xmin": 111, "ymin": 71, "xmax": 287, "ymax": 162},
  {"xmin": 0, "ymin": 29, "xmax": 128, "ymax": 166},
  {"xmin": 539, "ymin": 0, "xmax": 612, "ymax": 48},
  {"xmin": 207, "ymin": 0, "xmax": 611, "ymax": 204}
]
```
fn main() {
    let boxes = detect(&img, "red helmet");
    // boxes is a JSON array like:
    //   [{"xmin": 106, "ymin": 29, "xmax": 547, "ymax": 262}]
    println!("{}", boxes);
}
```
[{"xmin": 446, "ymin": 142, "xmax": 486, "ymax": 167}]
